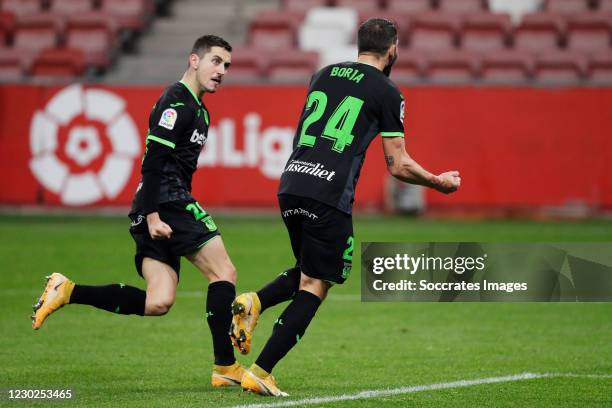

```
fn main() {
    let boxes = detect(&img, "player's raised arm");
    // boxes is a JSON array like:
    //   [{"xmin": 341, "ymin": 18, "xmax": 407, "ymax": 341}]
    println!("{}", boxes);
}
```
[{"xmin": 382, "ymin": 136, "xmax": 460, "ymax": 194}]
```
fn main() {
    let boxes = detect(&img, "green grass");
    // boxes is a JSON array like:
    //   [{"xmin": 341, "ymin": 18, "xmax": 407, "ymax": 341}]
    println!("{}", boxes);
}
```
[{"xmin": 1, "ymin": 215, "xmax": 611, "ymax": 407}]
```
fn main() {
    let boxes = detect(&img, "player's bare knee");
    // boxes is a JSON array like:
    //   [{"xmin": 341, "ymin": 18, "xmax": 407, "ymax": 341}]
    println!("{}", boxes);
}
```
[
  {"xmin": 299, "ymin": 273, "xmax": 330, "ymax": 300},
  {"xmin": 145, "ymin": 297, "xmax": 174, "ymax": 316}
]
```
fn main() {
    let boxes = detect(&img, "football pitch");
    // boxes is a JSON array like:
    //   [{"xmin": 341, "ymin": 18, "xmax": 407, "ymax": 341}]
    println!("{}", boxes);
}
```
[{"xmin": 1, "ymin": 215, "xmax": 611, "ymax": 407}]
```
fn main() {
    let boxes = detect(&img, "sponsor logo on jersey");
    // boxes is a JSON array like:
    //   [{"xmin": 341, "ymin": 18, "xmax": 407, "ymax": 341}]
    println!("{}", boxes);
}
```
[
  {"xmin": 283, "ymin": 160, "xmax": 336, "ymax": 181},
  {"xmin": 281, "ymin": 207, "xmax": 319, "ymax": 220},
  {"xmin": 159, "ymin": 108, "xmax": 177, "ymax": 130},
  {"xmin": 190, "ymin": 128, "xmax": 207, "ymax": 145},
  {"xmin": 400, "ymin": 100, "xmax": 405, "ymax": 122}
]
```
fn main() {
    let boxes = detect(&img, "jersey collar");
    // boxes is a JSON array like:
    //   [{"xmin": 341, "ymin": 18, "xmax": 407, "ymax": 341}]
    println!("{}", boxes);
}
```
[{"xmin": 179, "ymin": 80, "xmax": 202, "ymax": 106}]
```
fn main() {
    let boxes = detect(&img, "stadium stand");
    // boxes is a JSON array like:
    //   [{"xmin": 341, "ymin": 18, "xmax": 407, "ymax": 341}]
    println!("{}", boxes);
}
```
[
  {"xmin": 545, "ymin": 0, "xmax": 592, "ymax": 15},
  {"xmin": 30, "ymin": 47, "xmax": 85, "ymax": 78},
  {"xmin": 588, "ymin": 50, "xmax": 612, "ymax": 81},
  {"xmin": 437, "ymin": 0, "xmax": 488, "ymax": 15},
  {"xmin": 393, "ymin": 49, "xmax": 427, "ymax": 81},
  {"xmin": 566, "ymin": 13, "xmax": 612, "ymax": 54},
  {"xmin": 460, "ymin": 11, "xmax": 512, "ymax": 52},
  {"xmin": 48, "ymin": 0, "xmax": 95, "ymax": 16},
  {"xmin": 513, "ymin": 12, "xmax": 565, "ymax": 53},
  {"xmin": 480, "ymin": 49, "xmax": 534, "ymax": 82},
  {"xmin": 248, "ymin": 11, "xmax": 300, "ymax": 50},
  {"xmin": 283, "ymin": 0, "xmax": 327, "ymax": 13},
  {"xmin": 1, "ymin": 0, "xmax": 611, "ymax": 84},
  {"xmin": 600, "ymin": 0, "xmax": 612, "ymax": 12},
  {"xmin": 408, "ymin": 12, "xmax": 461, "ymax": 51},
  {"xmin": 489, "ymin": 0, "xmax": 543, "ymax": 24},
  {"xmin": 299, "ymin": 7, "xmax": 357, "ymax": 51},
  {"xmin": 426, "ymin": 50, "xmax": 479, "ymax": 81},
  {"xmin": 1, "ymin": 0, "xmax": 42, "ymax": 17},
  {"xmin": 534, "ymin": 50, "xmax": 588, "ymax": 81},
  {"xmin": 0, "ymin": 47, "xmax": 24, "ymax": 80},
  {"xmin": 386, "ymin": 0, "xmax": 431, "ymax": 14},
  {"xmin": 267, "ymin": 49, "xmax": 318, "ymax": 81}
]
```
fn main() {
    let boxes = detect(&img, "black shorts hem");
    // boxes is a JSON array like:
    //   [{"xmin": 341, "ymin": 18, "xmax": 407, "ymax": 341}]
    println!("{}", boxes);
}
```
[
  {"xmin": 182, "ymin": 231, "xmax": 221, "ymax": 257},
  {"xmin": 134, "ymin": 252, "xmax": 181, "ymax": 279}
]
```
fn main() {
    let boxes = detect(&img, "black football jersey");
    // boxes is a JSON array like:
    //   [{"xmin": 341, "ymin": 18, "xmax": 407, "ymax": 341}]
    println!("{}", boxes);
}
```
[
  {"xmin": 278, "ymin": 62, "xmax": 405, "ymax": 214},
  {"xmin": 131, "ymin": 81, "xmax": 210, "ymax": 214}
]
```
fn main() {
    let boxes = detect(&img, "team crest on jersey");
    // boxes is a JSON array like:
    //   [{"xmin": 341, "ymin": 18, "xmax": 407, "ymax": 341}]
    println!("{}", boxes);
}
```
[{"xmin": 159, "ymin": 108, "xmax": 178, "ymax": 130}]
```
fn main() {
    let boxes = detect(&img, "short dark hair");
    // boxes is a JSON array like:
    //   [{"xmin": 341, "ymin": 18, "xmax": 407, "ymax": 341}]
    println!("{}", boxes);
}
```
[
  {"xmin": 357, "ymin": 18, "xmax": 398, "ymax": 56},
  {"xmin": 191, "ymin": 35, "xmax": 232, "ymax": 57}
]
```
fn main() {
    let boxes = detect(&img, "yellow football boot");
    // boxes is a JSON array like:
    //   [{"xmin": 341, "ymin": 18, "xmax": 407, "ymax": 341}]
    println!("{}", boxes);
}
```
[
  {"xmin": 241, "ymin": 364, "xmax": 288, "ymax": 397},
  {"xmin": 211, "ymin": 361, "xmax": 245, "ymax": 387},
  {"xmin": 229, "ymin": 292, "xmax": 261, "ymax": 355},
  {"xmin": 31, "ymin": 273, "xmax": 75, "ymax": 330}
]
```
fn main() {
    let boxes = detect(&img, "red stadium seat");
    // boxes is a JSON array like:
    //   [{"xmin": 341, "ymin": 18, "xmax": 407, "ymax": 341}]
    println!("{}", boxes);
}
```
[
  {"xmin": 588, "ymin": 51, "xmax": 612, "ymax": 81},
  {"xmin": 437, "ymin": 0, "xmax": 487, "ymax": 15},
  {"xmin": 534, "ymin": 51, "xmax": 588, "ymax": 82},
  {"xmin": 513, "ymin": 12, "xmax": 565, "ymax": 52},
  {"xmin": 14, "ymin": 18, "xmax": 59, "ymax": 56},
  {"xmin": 390, "ymin": 49, "xmax": 427, "ymax": 82},
  {"xmin": 425, "ymin": 50, "xmax": 479, "ymax": 81},
  {"xmin": 66, "ymin": 13, "xmax": 120, "ymax": 39},
  {"xmin": 224, "ymin": 48, "xmax": 266, "ymax": 82},
  {"xmin": 282, "ymin": 0, "xmax": 328, "ymax": 12},
  {"xmin": 566, "ymin": 13, "xmax": 612, "ymax": 53},
  {"xmin": 386, "ymin": 0, "xmax": 432, "ymax": 14},
  {"xmin": 480, "ymin": 50, "xmax": 534, "ymax": 82},
  {"xmin": 460, "ymin": 12, "xmax": 512, "ymax": 52},
  {"xmin": 335, "ymin": 0, "xmax": 381, "ymax": 12},
  {"xmin": 249, "ymin": 11, "xmax": 300, "ymax": 51},
  {"xmin": 0, "ymin": 47, "xmax": 25, "ymax": 80},
  {"xmin": 599, "ymin": 0, "xmax": 612, "ymax": 12},
  {"xmin": 48, "ymin": 0, "xmax": 94, "ymax": 16},
  {"xmin": 0, "ymin": 11, "xmax": 16, "ymax": 46},
  {"xmin": 267, "ymin": 50, "xmax": 318, "ymax": 82},
  {"xmin": 99, "ymin": 0, "xmax": 151, "ymax": 32},
  {"xmin": 409, "ymin": 12, "xmax": 460, "ymax": 51},
  {"xmin": 65, "ymin": 18, "xmax": 116, "ymax": 70},
  {"xmin": 545, "ymin": 0, "xmax": 591, "ymax": 14},
  {"xmin": 0, "ymin": 0, "xmax": 42, "ymax": 17},
  {"xmin": 30, "ymin": 47, "xmax": 85, "ymax": 78}
]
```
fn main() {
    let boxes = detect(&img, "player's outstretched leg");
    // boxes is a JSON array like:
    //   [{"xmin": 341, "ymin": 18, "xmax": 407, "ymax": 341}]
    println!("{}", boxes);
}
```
[
  {"xmin": 31, "ymin": 273, "xmax": 75, "ymax": 330},
  {"xmin": 32, "ymin": 259, "xmax": 178, "ymax": 329},
  {"xmin": 230, "ymin": 266, "xmax": 300, "ymax": 355}
]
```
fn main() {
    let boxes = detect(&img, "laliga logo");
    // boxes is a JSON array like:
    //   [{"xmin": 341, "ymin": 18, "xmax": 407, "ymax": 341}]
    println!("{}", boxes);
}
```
[{"xmin": 29, "ymin": 85, "xmax": 141, "ymax": 206}]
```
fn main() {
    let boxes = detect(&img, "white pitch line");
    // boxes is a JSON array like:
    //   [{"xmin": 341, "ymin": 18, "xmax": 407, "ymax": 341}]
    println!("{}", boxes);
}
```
[{"xmin": 229, "ymin": 372, "xmax": 612, "ymax": 408}]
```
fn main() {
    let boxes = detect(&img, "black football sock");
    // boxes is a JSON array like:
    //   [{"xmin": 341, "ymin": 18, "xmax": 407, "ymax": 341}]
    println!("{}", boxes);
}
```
[
  {"xmin": 255, "ymin": 290, "xmax": 322, "ymax": 373},
  {"xmin": 257, "ymin": 266, "xmax": 301, "ymax": 312},
  {"xmin": 69, "ymin": 284, "xmax": 146, "ymax": 315},
  {"xmin": 206, "ymin": 280, "xmax": 236, "ymax": 366}
]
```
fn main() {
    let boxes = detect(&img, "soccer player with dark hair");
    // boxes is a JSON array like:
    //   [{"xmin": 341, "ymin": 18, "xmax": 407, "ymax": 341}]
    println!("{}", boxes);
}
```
[
  {"xmin": 31, "ymin": 35, "xmax": 246, "ymax": 387},
  {"xmin": 230, "ymin": 18, "xmax": 461, "ymax": 396}
]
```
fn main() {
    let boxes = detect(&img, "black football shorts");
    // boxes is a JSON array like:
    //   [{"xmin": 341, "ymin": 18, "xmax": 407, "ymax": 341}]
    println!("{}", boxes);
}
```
[
  {"xmin": 278, "ymin": 194, "xmax": 354, "ymax": 284},
  {"xmin": 129, "ymin": 200, "xmax": 220, "ymax": 277}
]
